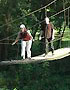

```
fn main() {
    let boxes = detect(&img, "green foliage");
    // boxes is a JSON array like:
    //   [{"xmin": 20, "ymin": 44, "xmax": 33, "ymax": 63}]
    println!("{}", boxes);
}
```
[{"xmin": 0, "ymin": 56, "xmax": 70, "ymax": 90}]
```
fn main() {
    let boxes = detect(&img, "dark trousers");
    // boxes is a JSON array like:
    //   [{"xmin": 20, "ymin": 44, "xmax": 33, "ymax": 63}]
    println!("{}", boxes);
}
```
[{"xmin": 45, "ymin": 39, "xmax": 54, "ymax": 54}]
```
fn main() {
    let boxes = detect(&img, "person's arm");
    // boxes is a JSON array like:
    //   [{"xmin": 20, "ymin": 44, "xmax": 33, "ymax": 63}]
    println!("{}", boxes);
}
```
[
  {"xmin": 52, "ymin": 29, "xmax": 55, "ymax": 40},
  {"xmin": 27, "ymin": 30, "xmax": 33, "ymax": 40},
  {"xmin": 12, "ymin": 39, "xmax": 18, "ymax": 45},
  {"xmin": 27, "ymin": 30, "xmax": 32, "ymax": 36},
  {"xmin": 50, "ymin": 23, "xmax": 55, "ymax": 40},
  {"xmin": 39, "ymin": 30, "xmax": 44, "ymax": 40},
  {"xmin": 12, "ymin": 32, "xmax": 20, "ymax": 45}
]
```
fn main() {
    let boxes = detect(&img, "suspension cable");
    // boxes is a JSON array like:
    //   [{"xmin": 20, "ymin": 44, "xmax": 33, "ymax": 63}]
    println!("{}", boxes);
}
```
[
  {"xmin": 0, "ymin": 6, "xmax": 70, "ymax": 42},
  {"xmin": 0, "ymin": 0, "xmax": 57, "ymax": 28},
  {"xmin": 50, "ymin": 6, "xmax": 70, "ymax": 18},
  {"xmin": 0, "ymin": 36, "xmax": 64, "ymax": 45},
  {"xmin": 0, "ymin": 33, "xmax": 18, "ymax": 42}
]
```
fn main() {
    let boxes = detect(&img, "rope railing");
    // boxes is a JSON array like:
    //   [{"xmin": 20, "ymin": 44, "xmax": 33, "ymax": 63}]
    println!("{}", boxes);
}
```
[
  {"xmin": 0, "ymin": 6, "xmax": 70, "ymax": 42},
  {"xmin": 0, "ymin": 0, "xmax": 57, "ymax": 42},
  {"xmin": 50, "ymin": 6, "xmax": 70, "ymax": 18},
  {"xmin": 0, "ymin": 36, "xmax": 65, "ymax": 45},
  {"xmin": 0, "ymin": 0, "xmax": 57, "ymax": 28}
]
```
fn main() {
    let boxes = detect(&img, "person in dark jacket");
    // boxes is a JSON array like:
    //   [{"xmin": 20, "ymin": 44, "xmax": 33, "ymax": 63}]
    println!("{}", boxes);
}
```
[
  {"xmin": 39, "ymin": 17, "xmax": 54, "ymax": 55},
  {"xmin": 45, "ymin": 17, "xmax": 54, "ymax": 55}
]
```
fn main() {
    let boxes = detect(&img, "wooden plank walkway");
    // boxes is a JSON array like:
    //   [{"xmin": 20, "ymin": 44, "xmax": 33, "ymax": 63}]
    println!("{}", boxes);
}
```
[
  {"xmin": 32, "ymin": 48, "xmax": 70, "ymax": 60},
  {"xmin": 0, "ymin": 48, "xmax": 70, "ymax": 65}
]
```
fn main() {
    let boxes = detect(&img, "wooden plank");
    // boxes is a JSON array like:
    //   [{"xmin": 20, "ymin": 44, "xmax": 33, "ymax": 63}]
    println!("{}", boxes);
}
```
[
  {"xmin": 31, "ymin": 48, "xmax": 70, "ymax": 60},
  {"xmin": 0, "ymin": 48, "xmax": 70, "ymax": 65},
  {"xmin": 46, "ymin": 48, "xmax": 70, "ymax": 60},
  {"xmin": 0, "ymin": 58, "xmax": 47, "ymax": 65}
]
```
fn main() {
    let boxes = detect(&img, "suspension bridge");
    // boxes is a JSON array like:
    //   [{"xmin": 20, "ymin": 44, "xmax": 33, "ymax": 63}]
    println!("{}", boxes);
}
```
[
  {"xmin": 0, "ymin": 47, "xmax": 70, "ymax": 65},
  {"xmin": 0, "ymin": 0, "xmax": 70, "ymax": 65}
]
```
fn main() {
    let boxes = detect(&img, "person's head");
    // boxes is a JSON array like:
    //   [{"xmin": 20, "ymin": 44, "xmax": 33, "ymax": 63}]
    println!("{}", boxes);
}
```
[
  {"xmin": 45, "ymin": 17, "xmax": 50, "ymax": 24},
  {"xmin": 20, "ymin": 24, "xmax": 25, "ymax": 32}
]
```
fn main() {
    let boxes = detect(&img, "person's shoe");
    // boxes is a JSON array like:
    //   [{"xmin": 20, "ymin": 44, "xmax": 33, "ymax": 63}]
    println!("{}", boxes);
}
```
[
  {"xmin": 51, "ymin": 49, "xmax": 54, "ymax": 55},
  {"xmin": 52, "ymin": 53, "xmax": 54, "ymax": 55},
  {"xmin": 22, "ymin": 57, "xmax": 25, "ymax": 60},
  {"xmin": 27, "ymin": 57, "xmax": 31, "ymax": 60}
]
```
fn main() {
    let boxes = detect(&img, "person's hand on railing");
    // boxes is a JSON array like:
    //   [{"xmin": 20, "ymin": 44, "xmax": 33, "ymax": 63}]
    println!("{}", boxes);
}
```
[
  {"xmin": 12, "ymin": 41, "xmax": 16, "ymax": 45},
  {"xmin": 12, "ymin": 40, "xmax": 18, "ymax": 45}
]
